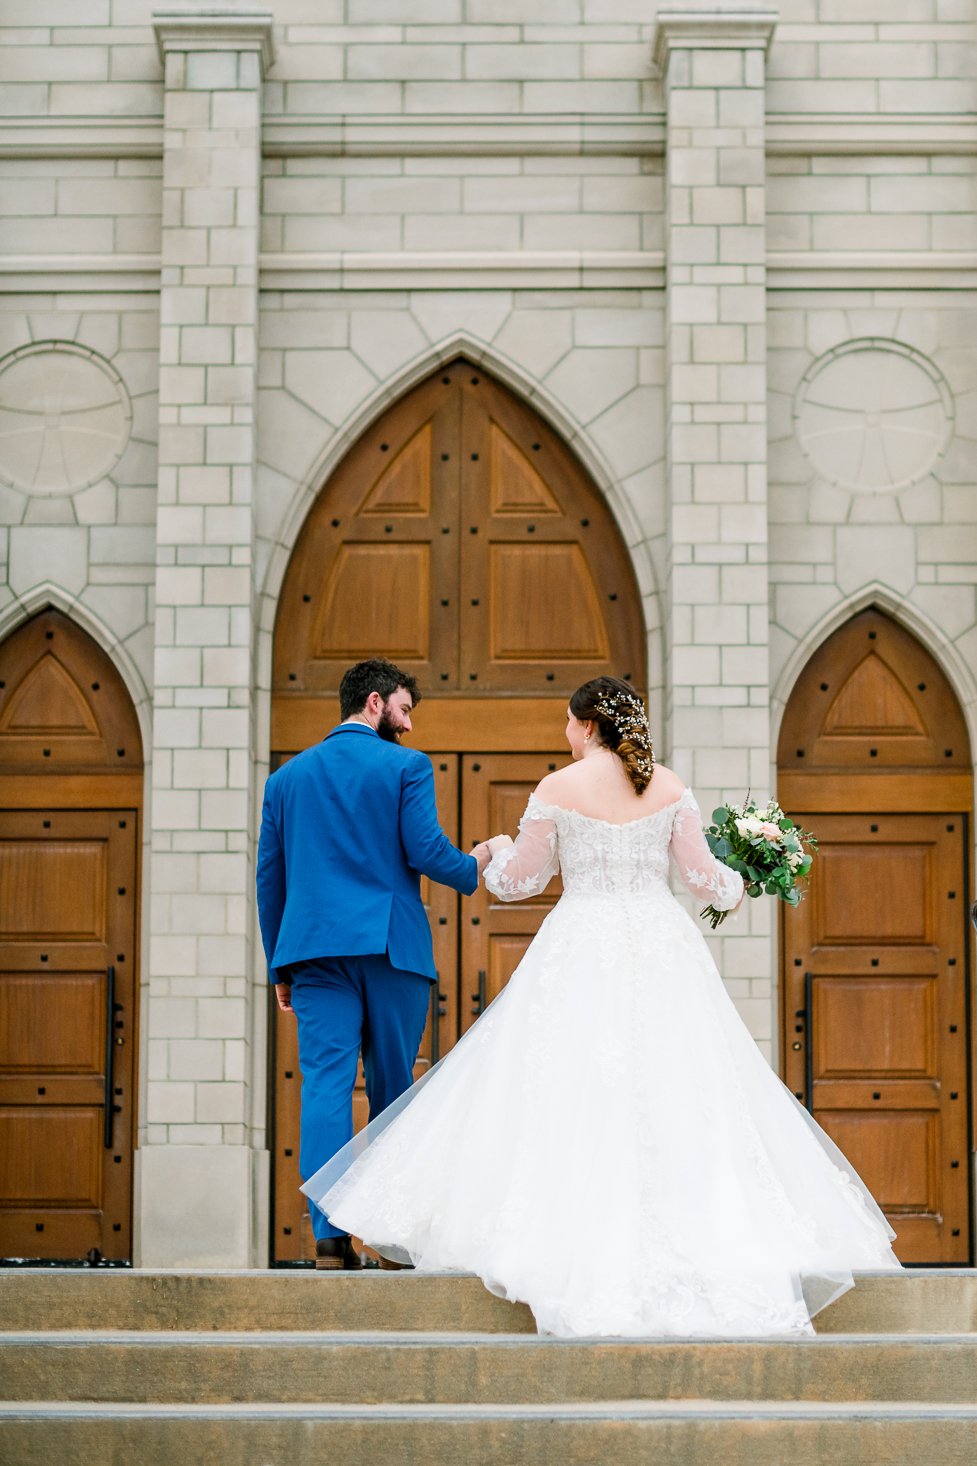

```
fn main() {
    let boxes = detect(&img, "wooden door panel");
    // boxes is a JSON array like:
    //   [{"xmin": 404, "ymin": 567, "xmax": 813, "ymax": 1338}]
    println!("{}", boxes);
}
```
[
  {"xmin": 0, "ymin": 840, "xmax": 108, "ymax": 941},
  {"xmin": 815, "ymin": 977, "xmax": 936, "ymax": 1077},
  {"xmin": 777, "ymin": 608, "xmax": 970, "ymax": 775},
  {"xmin": 0, "ymin": 1108, "xmax": 103, "ymax": 1204},
  {"xmin": 273, "ymin": 371, "xmax": 461, "ymax": 695},
  {"xmin": 820, "ymin": 1111, "xmax": 938, "ymax": 1212},
  {"xmin": 484, "ymin": 935, "xmax": 534, "ymax": 1010},
  {"xmin": 487, "ymin": 544, "xmax": 611, "ymax": 663},
  {"xmin": 460, "ymin": 753, "xmax": 567, "ymax": 1037},
  {"xmin": 0, "ymin": 808, "xmax": 137, "ymax": 1262},
  {"xmin": 0, "ymin": 610, "xmax": 142, "ymax": 777},
  {"xmin": 458, "ymin": 370, "xmax": 643, "ymax": 693},
  {"xmin": 782, "ymin": 811, "xmax": 969, "ymax": 1263},
  {"xmin": 314, "ymin": 543, "xmax": 432, "ymax": 662},
  {"xmin": 0, "ymin": 973, "xmax": 104, "ymax": 1073},
  {"xmin": 271, "ymin": 755, "xmax": 460, "ymax": 1265},
  {"xmin": 814, "ymin": 843, "xmax": 934, "ymax": 945}
]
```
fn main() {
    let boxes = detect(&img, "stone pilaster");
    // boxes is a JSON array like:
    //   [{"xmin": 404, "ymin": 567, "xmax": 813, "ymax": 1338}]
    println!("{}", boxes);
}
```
[
  {"xmin": 139, "ymin": 8, "xmax": 273, "ymax": 1266},
  {"xmin": 654, "ymin": 4, "xmax": 777, "ymax": 1048}
]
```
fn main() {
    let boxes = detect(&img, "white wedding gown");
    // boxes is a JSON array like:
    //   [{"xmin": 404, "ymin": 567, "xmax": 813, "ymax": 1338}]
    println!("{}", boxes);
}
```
[{"xmin": 303, "ymin": 788, "xmax": 901, "ymax": 1337}]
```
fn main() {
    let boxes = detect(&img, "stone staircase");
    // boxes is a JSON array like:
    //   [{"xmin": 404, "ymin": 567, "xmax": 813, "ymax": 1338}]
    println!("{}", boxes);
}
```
[{"xmin": 1, "ymin": 1269, "xmax": 977, "ymax": 1463}]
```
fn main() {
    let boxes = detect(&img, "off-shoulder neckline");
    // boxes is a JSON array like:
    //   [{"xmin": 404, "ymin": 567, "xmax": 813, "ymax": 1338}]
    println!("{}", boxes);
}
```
[{"xmin": 526, "ymin": 788, "xmax": 693, "ymax": 829}]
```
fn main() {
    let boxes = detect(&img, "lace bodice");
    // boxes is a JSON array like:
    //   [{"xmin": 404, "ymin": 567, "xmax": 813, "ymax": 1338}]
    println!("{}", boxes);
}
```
[{"xmin": 484, "ymin": 787, "xmax": 744, "ymax": 908}]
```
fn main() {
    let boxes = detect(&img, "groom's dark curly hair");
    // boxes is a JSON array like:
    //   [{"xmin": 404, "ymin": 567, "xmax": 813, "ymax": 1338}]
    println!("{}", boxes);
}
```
[{"xmin": 339, "ymin": 658, "xmax": 421, "ymax": 720}]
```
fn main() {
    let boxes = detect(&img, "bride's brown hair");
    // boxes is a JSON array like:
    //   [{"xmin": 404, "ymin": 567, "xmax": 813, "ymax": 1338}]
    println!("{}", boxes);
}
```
[{"xmin": 570, "ymin": 676, "xmax": 655, "ymax": 795}]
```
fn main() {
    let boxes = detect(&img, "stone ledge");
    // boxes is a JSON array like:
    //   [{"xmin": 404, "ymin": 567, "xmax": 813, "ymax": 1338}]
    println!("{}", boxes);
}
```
[
  {"xmin": 2, "ymin": 114, "xmax": 974, "ymax": 160},
  {"xmin": 3, "ymin": 250, "xmax": 975, "ymax": 294},
  {"xmin": 653, "ymin": 7, "xmax": 780, "ymax": 73},
  {"xmin": 153, "ymin": 9, "xmax": 275, "ymax": 72}
]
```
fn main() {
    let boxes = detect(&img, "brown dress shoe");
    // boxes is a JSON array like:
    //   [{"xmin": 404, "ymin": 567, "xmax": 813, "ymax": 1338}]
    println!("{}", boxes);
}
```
[
  {"xmin": 315, "ymin": 1235, "xmax": 363, "ymax": 1270},
  {"xmin": 378, "ymin": 1254, "xmax": 414, "ymax": 1271}
]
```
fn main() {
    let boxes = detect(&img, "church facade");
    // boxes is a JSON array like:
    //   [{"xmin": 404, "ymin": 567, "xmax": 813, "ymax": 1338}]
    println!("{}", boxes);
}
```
[{"xmin": 0, "ymin": 1, "xmax": 974, "ymax": 1269}]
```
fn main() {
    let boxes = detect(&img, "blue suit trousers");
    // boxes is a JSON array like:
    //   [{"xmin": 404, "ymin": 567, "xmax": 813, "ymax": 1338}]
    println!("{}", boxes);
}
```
[{"xmin": 288, "ymin": 954, "xmax": 431, "ymax": 1241}]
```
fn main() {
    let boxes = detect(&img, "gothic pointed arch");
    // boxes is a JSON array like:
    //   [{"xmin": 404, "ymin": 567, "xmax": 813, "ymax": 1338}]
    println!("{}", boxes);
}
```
[
  {"xmin": 0, "ymin": 607, "xmax": 143, "ymax": 778},
  {"xmin": 272, "ymin": 357, "xmax": 646, "ymax": 751},
  {"xmin": 778, "ymin": 606, "xmax": 970, "ymax": 800}
]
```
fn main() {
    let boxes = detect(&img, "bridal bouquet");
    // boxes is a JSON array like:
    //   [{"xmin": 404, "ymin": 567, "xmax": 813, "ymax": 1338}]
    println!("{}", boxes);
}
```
[{"xmin": 700, "ymin": 797, "xmax": 818, "ymax": 929}]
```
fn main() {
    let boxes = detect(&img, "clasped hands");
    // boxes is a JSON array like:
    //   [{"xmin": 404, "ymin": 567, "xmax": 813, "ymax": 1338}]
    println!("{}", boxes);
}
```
[{"xmin": 470, "ymin": 833, "xmax": 513, "ymax": 876}]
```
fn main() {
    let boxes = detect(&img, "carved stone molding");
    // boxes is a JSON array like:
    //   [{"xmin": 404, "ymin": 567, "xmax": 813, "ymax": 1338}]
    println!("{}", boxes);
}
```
[
  {"xmin": 153, "ymin": 7, "xmax": 275, "ymax": 72},
  {"xmin": 652, "ymin": 5, "xmax": 779, "ymax": 72}
]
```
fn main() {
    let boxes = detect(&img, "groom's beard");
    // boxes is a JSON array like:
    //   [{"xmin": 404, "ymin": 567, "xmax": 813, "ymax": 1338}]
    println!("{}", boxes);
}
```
[{"xmin": 377, "ymin": 709, "xmax": 403, "ymax": 743}]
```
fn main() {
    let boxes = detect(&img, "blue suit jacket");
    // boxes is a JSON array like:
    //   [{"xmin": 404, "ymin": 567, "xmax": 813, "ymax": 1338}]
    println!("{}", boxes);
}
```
[{"xmin": 256, "ymin": 724, "xmax": 478, "ymax": 982}]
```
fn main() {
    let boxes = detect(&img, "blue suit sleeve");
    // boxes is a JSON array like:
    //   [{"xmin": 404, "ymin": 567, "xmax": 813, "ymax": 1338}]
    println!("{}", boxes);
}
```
[
  {"xmin": 256, "ymin": 786, "xmax": 287, "ymax": 982},
  {"xmin": 400, "ymin": 755, "xmax": 479, "ymax": 895}
]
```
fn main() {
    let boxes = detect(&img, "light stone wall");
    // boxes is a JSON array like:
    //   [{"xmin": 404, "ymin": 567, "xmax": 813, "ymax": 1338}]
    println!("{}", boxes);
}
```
[
  {"xmin": 769, "ymin": 0, "xmax": 974, "ymax": 110},
  {"xmin": 768, "ymin": 155, "xmax": 977, "ymax": 254},
  {"xmin": 0, "ymin": 0, "xmax": 974, "ymax": 1264},
  {"xmin": 768, "ymin": 291, "xmax": 977, "ymax": 713},
  {"xmin": 260, "ymin": 155, "xmax": 663, "ymax": 255},
  {"xmin": 0, "ymin": 289, "xmax": 158, "ymax": 693}
]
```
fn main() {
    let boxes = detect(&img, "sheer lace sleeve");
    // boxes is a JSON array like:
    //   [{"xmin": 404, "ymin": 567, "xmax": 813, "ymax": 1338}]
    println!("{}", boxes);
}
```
[
  {"xmin": 670, "ymin": 790, "xmax": 744, "ymax": 911},
  {"xmin": 484, "ymin": 796, "xmax": 559, "ymax": 902}
]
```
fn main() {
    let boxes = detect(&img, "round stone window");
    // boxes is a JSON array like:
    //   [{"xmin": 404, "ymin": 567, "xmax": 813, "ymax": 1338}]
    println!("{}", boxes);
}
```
[
  {"xmin": 794, "ymin": 339, "xmax": 953, "ymax": 494},
  {"xmin": 0, "ymin": 341, "xmax": 132, "ymax": 495}
]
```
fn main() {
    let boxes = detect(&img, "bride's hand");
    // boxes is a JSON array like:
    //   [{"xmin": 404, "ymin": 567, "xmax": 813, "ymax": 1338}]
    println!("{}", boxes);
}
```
[{"xmin": 486, "ymin": 834, "xmax": 513, "ymax": 856}]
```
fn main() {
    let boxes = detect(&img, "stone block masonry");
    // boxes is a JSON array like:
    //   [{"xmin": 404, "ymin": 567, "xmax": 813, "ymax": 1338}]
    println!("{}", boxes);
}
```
[
  {"xmin": 655, "ymin": 3, "xmax": 777, "ymax": 1030},
  {"xmin": 141, "ymin": 8, "xmax": 274, "ymax": 1269}
]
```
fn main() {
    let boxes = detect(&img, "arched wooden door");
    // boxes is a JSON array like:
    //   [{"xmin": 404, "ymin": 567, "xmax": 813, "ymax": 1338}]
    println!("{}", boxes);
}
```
[
  {"xmin": 270, "ymin": 357, "xmax": 646, "ymax": 1263},
  {"xmin": 778, "ymin": 608, "xmax": 972, "ymax": 1264},
  {"xmin": 0, "ymin": 609, "xmax": 142, "ymax": 1263}
]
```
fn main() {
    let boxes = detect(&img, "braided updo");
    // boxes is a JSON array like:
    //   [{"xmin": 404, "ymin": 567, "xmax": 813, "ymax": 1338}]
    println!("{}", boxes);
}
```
[{"xmin": 569, "ymin": 676, "xmax": 655, "ymax": 795}]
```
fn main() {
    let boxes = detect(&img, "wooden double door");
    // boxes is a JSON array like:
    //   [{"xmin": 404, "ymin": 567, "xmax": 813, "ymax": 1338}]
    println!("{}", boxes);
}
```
[
  {"xmin": 779, "ymin": 609, "xmax": 973, "ymax": 1263},
  {"xmin": 0, "ymin": 810, "xmax": 137, "ymax": 1263},
  {"xmin": 0, "ymin": 609, "xmax": 143, "ymax": 1264},
  {"xmin": 271, "ymin": 751, "xmax": 565, "ymax": 1264},
  {"xmin": 269, "ymin": 357, "xmax": 646, "ymax": 1263},
  {"xmin": 783, "ymin": 813, "xmax": 969, "ymax": 1262}
]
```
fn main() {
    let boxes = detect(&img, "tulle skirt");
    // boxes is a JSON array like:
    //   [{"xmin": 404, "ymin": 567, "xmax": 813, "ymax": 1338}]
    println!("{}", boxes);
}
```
[{"xmin": 303, "ymin": 890, "xmax": 901, "ymax": 1338}]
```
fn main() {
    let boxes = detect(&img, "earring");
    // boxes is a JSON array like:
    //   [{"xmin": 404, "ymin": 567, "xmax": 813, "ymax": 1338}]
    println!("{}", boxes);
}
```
[{"xmin": 583, "ymin": 731, "xmax": 591, "ymax": 743}]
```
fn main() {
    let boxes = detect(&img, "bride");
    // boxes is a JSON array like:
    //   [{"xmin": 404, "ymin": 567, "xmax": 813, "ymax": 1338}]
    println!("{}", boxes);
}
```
[{"xmin": 303, "ymin": 676, "xmax": 901, "ymax": 1338}]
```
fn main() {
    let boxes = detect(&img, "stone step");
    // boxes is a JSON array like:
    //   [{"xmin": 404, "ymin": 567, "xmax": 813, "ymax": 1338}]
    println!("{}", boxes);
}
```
[
  {"xmin": 1, "ymin": 1399, "xmax": 976, "ymax": 1466},
  {"xmin": 0, "ymin": 1269, "xmax": 530, "ymax": 1334},
  {"xmin": 2, "ymin": 1268, "xmax": 976, "ymax": 1335},
  {"xmin": 2, "ymin": 1330, "xmax": 976, "ymax": 1405}
]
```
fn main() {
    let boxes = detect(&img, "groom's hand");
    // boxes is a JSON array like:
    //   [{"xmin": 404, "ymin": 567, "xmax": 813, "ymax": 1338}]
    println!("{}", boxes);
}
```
[
  {"xmin": 275, "ymin": 981, "xmax": 294, "ymax": 1014},
  {"xmin": 470, "ymin": 841, "xmax": 492, "ymax": 875}
]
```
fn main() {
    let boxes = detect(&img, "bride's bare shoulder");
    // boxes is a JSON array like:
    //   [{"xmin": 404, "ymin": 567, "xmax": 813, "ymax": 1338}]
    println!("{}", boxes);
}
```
[
  {"xmin": 649, "ymin": 764, "xmax": 685, "ymax": 801},
  {"xmin": 533, "ymin": 763, "xmax": 581, "ymax": 804}
]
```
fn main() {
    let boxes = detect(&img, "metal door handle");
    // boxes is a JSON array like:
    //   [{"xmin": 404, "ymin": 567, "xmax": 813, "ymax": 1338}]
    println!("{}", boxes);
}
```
[
  {"xmin": 430, "ymin": 982, "xmax": 447, "ymax": 1065},
  {"xmin": 103, "ymin": 965, "xmax": 116, "ymax": 1148},
  {"xmin": 804, "ymin": 969, "xmax": 814, "ymax": 1115},
  {"xmin": 471, "ymin": 969, "xmax": 486, "ymax": 1017}
]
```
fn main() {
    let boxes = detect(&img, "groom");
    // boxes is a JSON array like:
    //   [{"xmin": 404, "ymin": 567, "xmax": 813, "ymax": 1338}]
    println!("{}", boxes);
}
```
[{"xmin": 257, "ymin": 658, "xmax": 491, "ymax": 1268}]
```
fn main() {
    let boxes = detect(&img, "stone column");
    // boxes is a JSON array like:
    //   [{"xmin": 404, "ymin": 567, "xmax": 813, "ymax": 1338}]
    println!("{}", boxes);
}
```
[
  {"xmin": 653, "ymin": 5, "xmax": 778, "ymax": 1050},
  {"xmin": 139, "ymin": 8, "xmax": 273, "ymax": 1266}
]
